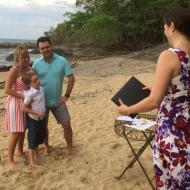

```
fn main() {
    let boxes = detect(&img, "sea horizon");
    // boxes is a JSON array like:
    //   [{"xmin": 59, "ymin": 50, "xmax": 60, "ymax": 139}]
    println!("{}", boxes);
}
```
[
  {"xmin": 0, "ymin": 38, "xmax": 36, "ymax": 44},
  {"xmin": 0, "ymin": 38, "xmax": 39, "ymax": 66}
]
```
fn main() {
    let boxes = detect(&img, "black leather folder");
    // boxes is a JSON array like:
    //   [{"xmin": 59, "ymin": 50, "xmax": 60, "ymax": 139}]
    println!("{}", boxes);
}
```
[{"xmin": 111, "ymin": 76, "xmax": 150, "ymax": 118}]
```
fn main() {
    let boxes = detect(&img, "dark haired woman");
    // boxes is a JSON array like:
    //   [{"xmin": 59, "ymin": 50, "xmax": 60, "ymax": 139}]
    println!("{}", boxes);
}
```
[{"xmin": 118, "ymin": 7, "xmax": 190, "ymax": 189}]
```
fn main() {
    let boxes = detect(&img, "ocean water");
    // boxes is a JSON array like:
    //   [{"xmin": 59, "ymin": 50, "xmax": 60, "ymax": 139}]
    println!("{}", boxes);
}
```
[
  {"xmin": 0, "ymin": 38, "xmax": 35, "ymax": 44},
  {"xmin": 0, "ymin": 38, "xmax": 39, "ymax": 66}
]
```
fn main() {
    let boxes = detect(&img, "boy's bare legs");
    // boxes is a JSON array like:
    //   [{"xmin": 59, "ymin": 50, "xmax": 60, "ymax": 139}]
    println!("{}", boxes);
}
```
[
  {"xmin": 8, "ymin": 132, "xmax": 20, "ymax": 169},
  {"xmin": 44, "ymin": 127, "xmax": 49, "ymax": 155},
  {"xmin": 34, "ymin": 148, "xmax": 38, "ymax": 161},
  {"xmin": 62, "ymin": 122, "xmax": 73, "ymax": 155},
  {"xmin": 34, "ymin": 147, "xmax": 42, "ymax": 164},
  {"xmin": 29, "ymin": 148, "xmax": 40, "ymax": 166},
  {"xmin": 28, "ymin": 149, "xmax": 35, "ymax": 166}
]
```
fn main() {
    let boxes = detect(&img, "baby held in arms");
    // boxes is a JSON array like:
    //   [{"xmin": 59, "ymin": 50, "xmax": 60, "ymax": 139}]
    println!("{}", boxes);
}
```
[{"xmin": 22, "ymin": 72, "xmax": 46, "ymax": 166}]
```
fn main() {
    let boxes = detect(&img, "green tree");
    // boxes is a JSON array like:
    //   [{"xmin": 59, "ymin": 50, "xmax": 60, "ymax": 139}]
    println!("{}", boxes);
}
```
[{"xmin": 45, "ymin": 0, "xmax": 190, "ymax": 49}]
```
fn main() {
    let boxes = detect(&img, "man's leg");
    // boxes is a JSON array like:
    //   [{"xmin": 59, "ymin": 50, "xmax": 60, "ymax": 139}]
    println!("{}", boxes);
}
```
[
  {"xmin": 44, "ymin": 108, "xmax": 50, "ymax": 154},
  {"xmin": 52, "ymin": 104, "xmax": 73, "ymax": 155},
  {"xmin": 61, "ymin": 121, "xmax": 73, "ymax": 155}
]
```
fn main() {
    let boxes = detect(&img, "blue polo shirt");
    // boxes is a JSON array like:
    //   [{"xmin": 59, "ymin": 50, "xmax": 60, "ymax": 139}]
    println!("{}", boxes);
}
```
[{"xmin": 32, "ymin": 53, "xmax": 73, "ymax": 106}]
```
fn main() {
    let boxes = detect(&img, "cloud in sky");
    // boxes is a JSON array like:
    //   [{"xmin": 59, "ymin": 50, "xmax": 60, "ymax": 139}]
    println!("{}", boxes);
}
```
[{"xmin": 0, "ymin": 0, "xmax": 80, "ymax": 40}]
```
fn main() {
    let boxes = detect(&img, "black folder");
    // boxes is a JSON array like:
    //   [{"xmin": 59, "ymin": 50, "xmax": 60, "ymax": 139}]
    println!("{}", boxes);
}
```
[{"xmin": 111, "ymin": 76, "xmax": 150, "ymax": 118}]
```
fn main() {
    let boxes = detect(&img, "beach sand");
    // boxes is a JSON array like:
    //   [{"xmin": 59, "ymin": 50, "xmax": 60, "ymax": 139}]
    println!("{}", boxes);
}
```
[{"xmin": 0, "ymin": 44, "xmax": 166, "ymax": 190}]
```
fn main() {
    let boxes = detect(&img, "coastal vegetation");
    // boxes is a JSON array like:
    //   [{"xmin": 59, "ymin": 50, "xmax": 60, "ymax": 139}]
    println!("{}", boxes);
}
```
[{"xmin": 45, "ymin": 0, "xmax": 190, "ymax": 50}]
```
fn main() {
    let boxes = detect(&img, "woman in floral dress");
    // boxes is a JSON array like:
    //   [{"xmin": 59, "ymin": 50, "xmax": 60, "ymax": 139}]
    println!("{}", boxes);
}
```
[{"xmin": 118, "ymin": 7, "xmax": 190, "ymax": 189}]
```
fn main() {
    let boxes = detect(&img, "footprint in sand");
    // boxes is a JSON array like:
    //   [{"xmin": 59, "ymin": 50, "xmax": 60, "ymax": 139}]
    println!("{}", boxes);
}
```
[
  {"xmin": 2, "ymin": 170, "xmax": 15, "ymax": 177},
  {"xmin": 111, "ymin": 143, "xmax": 122, "ymax": 150},
  {"xmin": 80, "ymin": 176, "xmax": 90, "ymax": 184}
]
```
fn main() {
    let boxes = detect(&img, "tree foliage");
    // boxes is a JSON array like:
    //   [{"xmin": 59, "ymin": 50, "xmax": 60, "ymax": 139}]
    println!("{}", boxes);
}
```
[{"xmin": 45, "ymin": 0, "xmax": 190, "ymax": 49}]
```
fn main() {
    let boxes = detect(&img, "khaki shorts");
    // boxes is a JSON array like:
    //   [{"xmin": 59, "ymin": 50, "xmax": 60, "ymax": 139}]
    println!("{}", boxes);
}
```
[{"xmin": 45, "ymin": 104, "xmax": 71, "ymax": 125}]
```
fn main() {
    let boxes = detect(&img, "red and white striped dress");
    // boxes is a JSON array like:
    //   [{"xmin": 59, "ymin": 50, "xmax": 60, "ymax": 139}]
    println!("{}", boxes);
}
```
[{"xmin": 5, "ymin": 74, "xmax": 27, "ymax": 132}]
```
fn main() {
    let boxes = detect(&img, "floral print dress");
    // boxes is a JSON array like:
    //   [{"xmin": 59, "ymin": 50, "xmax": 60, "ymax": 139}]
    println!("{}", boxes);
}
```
[{"xmin": 153, "ymin": 48, "xmax": 190, "ymax": 190}]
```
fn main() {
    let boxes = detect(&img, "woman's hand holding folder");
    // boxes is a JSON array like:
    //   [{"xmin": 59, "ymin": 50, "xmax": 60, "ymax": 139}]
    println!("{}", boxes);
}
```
[{"xmin": 118, "ymin": 98, "xmax": 130, "ymax": 115}]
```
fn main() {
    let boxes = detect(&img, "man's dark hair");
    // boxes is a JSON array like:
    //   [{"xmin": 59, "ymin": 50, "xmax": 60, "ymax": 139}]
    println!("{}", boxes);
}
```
[
  {"xmin": 164, "ymin": 7, "xmax": 190, "ymax": 40},
  {"xmin": 37, "ymin": 36, "xmax": 52, "ymax": 47}
]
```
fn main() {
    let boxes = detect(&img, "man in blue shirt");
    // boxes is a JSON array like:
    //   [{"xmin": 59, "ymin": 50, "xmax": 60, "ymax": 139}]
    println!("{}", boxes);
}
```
[{"xmin": 32, "ymin": 36, "xmax": 75, "ymax": 155}]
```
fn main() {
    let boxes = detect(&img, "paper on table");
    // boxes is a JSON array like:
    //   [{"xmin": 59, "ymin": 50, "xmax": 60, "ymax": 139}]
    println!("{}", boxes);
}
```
[
  {"xmin": 125, "ymin": 118, "xmax": 156, "ymax": 130},
  {"xmin": 116, "ymin": 115, "xmax": 133, "ymax": 121},
  {"xmin": 116, "ymin": 116, "xmax": 156, "ymax": 130}
]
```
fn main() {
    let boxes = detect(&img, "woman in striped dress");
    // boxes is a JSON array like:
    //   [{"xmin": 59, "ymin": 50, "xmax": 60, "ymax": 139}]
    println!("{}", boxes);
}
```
[{"xmin": 5, "ymin": 46, "xmax": 31, "ymax": 169}]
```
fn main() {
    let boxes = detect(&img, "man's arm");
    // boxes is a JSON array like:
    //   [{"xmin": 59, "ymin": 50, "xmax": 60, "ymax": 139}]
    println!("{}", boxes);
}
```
[
  {"xmin": 59, "ymin": 74, "xmax": 75, "ymax": 104},
  {"xmin": 65, "ymin": 74, "xmax": 75, "ymax": 97}
]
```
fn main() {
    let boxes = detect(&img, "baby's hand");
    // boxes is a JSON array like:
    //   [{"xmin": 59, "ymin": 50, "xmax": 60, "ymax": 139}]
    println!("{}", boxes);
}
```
[
  {"xmin": 37, "ymin": 112, "xmax": 45, "ymax": 118},
  {"xmin": 27, "ymin": 69, "xmax": 35, "ymax": 75}
]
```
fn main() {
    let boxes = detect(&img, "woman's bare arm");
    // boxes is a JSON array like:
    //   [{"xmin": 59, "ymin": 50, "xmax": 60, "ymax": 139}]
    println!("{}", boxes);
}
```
[
  {"xmin": 118, "ymin": 50, "xmax": 180, "ymax": 115},
  {"xmin": 5, "ymin": 67, "xmax": 24, "ymax": 99}
]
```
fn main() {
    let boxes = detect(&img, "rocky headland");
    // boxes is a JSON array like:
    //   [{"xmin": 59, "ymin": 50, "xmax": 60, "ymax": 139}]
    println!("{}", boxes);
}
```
[{"xmin": 1, "ymin": 42, "xmax": 169, "ymax": 72}]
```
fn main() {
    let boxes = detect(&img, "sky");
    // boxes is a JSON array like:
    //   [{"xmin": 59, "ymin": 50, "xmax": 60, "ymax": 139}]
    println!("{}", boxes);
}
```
[{"xmin": 0, "ymin": 0, "xmax": 81, "ymax": 40}]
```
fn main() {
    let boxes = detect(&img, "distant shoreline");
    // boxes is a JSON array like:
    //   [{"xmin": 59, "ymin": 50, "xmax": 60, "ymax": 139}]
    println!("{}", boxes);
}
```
[
  {"xmin": 0, "ymin": 38, "xmax": 35, "ymax": 43},
  {"xmin": 0, "ymin": 38, "xmax": 36, "ymax": 49},
  {"xmin": 0, "ymin": 42, "xmax": 36, "ymax": 49}
]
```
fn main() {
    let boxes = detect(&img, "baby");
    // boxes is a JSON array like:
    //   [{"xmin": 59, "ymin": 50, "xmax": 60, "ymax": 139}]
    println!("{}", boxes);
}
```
[{"xmin": 22, "ymin": 72, "xmax": 46, "ymax": 166}]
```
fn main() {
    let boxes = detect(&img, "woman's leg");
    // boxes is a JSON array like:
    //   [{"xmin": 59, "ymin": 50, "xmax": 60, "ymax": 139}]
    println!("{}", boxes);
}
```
[
  {"xmin": 17, "ymin": 132, "xmax": 25, "ymax": 157},
  {"xmin": 7, "ymin": 132, "xmax": 20, "ymax": 168}
]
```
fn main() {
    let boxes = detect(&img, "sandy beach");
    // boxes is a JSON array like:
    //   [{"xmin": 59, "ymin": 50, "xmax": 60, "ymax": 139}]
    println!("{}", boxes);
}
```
[{"xmin": 0, "ymin": 44, "xmax": 166, "ymax": 190}]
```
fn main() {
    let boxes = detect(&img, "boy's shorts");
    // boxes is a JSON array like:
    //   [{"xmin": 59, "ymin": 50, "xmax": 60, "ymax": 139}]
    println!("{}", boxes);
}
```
[
  {"xmin": 27, "ymin": 116, "xmax": 46, "ymax": 149},
  {"xmin": 46, "ymin": 103, "xmax": 71, "ymax": 124}
]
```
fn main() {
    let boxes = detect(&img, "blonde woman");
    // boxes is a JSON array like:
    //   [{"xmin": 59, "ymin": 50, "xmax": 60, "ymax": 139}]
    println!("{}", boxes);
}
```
[{"xmin": 5, "ymin": 46, "xmax": 32, "ymax": 169}]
